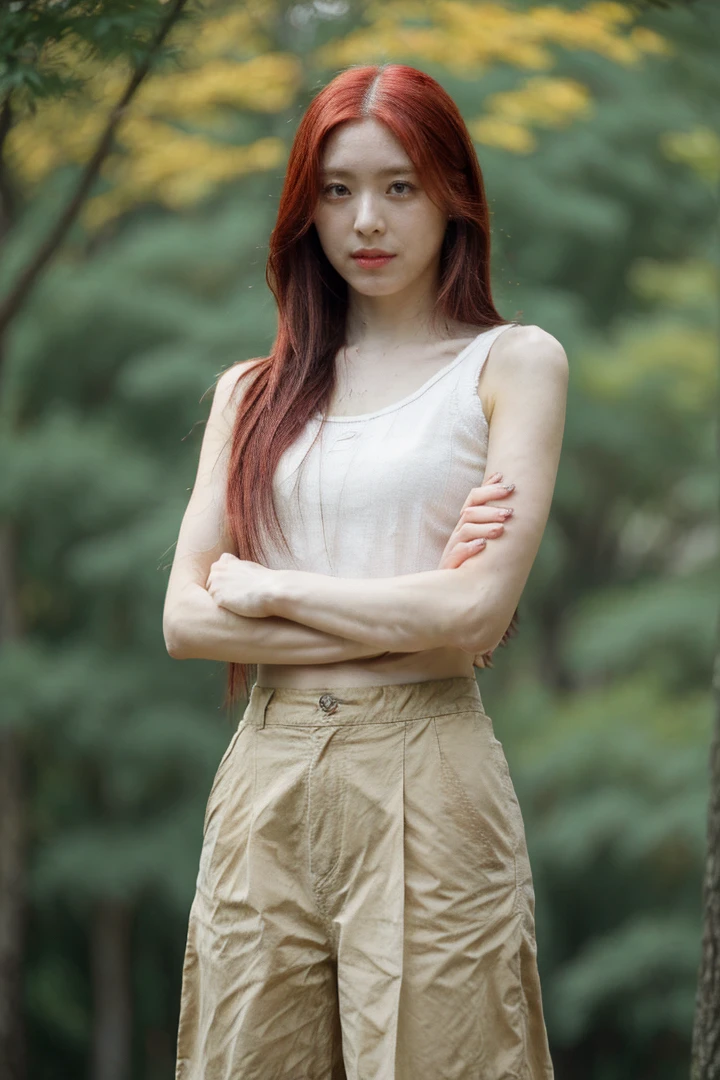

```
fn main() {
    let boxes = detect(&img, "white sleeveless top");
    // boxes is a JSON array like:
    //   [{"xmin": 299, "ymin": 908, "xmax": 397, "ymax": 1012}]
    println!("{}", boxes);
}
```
[{"xmin": 258, "ymin": 323, "xmax": 518, "ymax": 578}]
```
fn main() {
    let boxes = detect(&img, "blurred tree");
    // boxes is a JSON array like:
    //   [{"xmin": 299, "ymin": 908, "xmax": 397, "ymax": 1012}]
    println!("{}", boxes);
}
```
[
  {"xmin": 3, "ymin": 0, "xmax": 668, "ymax": 241},
  {"xmin": 0, "ymin": 1, "xmax": 717, "ymax": 1078},
  {"xmin": 0, "ymin": 4, "xmax": 193, "ymax": 1077},
  {"xmin": 0, "ymin": 11, "xmax": 674, "ymax": 1076}
]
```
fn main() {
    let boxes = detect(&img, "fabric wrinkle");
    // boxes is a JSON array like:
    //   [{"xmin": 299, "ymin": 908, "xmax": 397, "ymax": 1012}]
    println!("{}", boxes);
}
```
[
  {"xmin": 259, "ymin": 324, "xmax": 519, "ymax": 580},
  {"xmin": 175, "ymin": 676, "xmax": 554, "ymax": 1079},
  {"xmin": 430, "ymin": 715, "xmax": 512, "ymax": 878}
]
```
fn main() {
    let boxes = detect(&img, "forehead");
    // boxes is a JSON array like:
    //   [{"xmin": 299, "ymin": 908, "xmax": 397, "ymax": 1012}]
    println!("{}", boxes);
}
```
[
  {"xmin": 320, "ymin": 119, "xmax": 416, "ymax": 174},
  {"xmin": 320, "ymin": 162, "xmax": 417, "ymax": 177}
]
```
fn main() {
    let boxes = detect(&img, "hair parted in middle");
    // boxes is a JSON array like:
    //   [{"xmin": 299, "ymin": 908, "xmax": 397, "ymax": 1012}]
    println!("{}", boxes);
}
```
[{"xmin": 220, "ymin": 63, "xmax": 519, "ymax": 707}]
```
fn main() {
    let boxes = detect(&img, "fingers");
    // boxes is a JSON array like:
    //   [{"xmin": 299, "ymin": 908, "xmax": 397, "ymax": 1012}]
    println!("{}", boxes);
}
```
[
  {"xmin": 443, "ymin": 537, "xmax": 487, "ymax": 568},
  {"xmin": 460, "ymin": 479, "xmax": 516, "ymax": 511},
  {"xmin": 440, "ymin": 473, "xmax": 517, "ymax": 571},
  {"xmin": 450, "ymin": 491, "xmax": 516, "ymax": 569},
  {"xmin": 453, "ymin": 521, "xmax": 506, "ymax": 546},
  {"xmin": 457, "ymin": 504, "xmax": 514, "ymax": 526}
]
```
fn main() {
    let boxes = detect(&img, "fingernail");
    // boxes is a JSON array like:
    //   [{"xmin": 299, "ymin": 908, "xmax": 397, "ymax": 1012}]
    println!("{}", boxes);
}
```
[
  {"xmin": 502, "ymin": 483, "xmax": 515, "ymax": 491},
  {"xmin": 488, "ymin": 472, "xmax": 502, "ymax": 483},
  {"xmin": 471, "ymin": 538, "xmax": 486, "ymax": 548}
]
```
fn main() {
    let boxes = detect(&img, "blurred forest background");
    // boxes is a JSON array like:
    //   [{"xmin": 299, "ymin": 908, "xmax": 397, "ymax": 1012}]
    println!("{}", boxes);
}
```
[{"xmin": 0, "ymin": 0, "xmax": 717, "ymax": 1078}]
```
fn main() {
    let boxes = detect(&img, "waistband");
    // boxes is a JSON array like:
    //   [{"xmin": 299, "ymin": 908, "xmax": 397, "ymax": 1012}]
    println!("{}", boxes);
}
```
[{"xmin": 242, "ymin": 676, "xmax": 484, "ymax": 728}]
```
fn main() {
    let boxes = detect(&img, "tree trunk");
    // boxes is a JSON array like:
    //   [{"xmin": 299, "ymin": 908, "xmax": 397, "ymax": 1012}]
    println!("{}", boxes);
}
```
[
  {"xmin": 690, "ymin": 646, "xmax": 720, "ymax": 1079},
  {"xmin": 0, "ymin": 0, "xmax": 190, "ymax": 338},
  {"xmin": 0, "ymin": 522, "xmax": 26, "ymax": 1080},
  {"xmin": 0, "ymin": 7, "xmax": 190, "ymax": 1075},
  {"xmin": 689, "ymin": 168, "xmax": 720, "ymax": 1079},
  {"xmin": 90, "ymin": 898, "xmax": 133, "ymax": 1080}
]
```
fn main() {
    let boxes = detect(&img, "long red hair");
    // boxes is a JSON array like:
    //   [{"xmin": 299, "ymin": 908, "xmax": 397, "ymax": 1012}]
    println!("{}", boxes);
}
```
[{"xmin": 221, "ymin": 63, "xmax": 519, "ymax": 710}]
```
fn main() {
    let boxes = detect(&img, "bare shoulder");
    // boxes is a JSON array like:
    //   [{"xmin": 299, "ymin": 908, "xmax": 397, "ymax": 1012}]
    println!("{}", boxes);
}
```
[
  {"xmin": 483, "ymin": 323, "xmax": 568, "ymax": 420},
  {"xmin": 208, "ymin": 357, "xmax": 267, "ymax": 428},
  {"xmin": 495, "ymin": 322, "xmax": 567, "ymax": 369}
]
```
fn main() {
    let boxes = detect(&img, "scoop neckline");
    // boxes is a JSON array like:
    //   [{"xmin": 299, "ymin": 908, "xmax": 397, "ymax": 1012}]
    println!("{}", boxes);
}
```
[{"xmin": 316, "ymin": 324, "xmax": 502, "ymax": 423}]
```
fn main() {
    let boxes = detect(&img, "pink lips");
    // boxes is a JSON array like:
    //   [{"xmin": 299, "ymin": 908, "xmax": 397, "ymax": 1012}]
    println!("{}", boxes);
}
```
[{"xmin": 352, "ymin": 253, "xmax": 396, "ymax": 268}]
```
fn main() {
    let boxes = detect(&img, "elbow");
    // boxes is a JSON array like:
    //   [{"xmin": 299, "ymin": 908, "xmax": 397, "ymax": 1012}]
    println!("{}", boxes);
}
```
[
  {"xmin": 163, "ymin": 609, "xmax": 189, "ymax": 659},
  {"xmin": 163, "ymin": 586, "xmax": 207, "ymax": 659},
  {"xmin": 448, "ymin": 598, "xmax": 505, "ymax": 658},
  {"xmin": 451, "ymin": 624, "xmax": 500, "ymax": 658},
  {"xmin": 455, "ymin": 615, "xmax": 513, "ymax": 658}
]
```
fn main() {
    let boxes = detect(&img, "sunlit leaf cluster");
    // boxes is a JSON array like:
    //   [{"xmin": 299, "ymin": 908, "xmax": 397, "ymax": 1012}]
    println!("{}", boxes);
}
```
[{"xmin": 4, "ymin": 0, "xmax": 673, "ymax": 227}]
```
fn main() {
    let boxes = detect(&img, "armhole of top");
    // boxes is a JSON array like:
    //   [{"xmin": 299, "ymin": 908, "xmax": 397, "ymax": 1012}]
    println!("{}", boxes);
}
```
[{"xmin": 470, "ymin": 322, "xmax": 521, "ymax": 419}]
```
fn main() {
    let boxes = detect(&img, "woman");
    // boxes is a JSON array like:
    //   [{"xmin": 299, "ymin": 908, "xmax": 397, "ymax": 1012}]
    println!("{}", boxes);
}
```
[{"xmin": 164, "ymin": 63, "xmax": 567, "ymax": 1080}]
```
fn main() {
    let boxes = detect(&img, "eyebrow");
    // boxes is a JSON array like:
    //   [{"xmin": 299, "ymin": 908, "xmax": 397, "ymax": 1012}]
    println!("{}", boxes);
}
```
[{"xmin": 320, "ymin": 165, "xmax": 417, "ymax": 177}]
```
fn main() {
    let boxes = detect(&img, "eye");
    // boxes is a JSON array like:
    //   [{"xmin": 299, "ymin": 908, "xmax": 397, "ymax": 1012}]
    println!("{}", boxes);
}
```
[{"xmin": 321, "ymin": 181, "xmax": 416, "ymax": 198}]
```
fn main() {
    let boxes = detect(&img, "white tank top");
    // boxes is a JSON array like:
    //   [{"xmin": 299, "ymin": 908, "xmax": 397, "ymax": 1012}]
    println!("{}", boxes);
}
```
[{"xmin": 258, "ymin": 323, "xmax": 518, "ymax": 578}]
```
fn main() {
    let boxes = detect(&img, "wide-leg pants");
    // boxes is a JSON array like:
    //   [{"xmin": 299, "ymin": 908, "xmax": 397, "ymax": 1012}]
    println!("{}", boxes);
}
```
[{"xmin": 175, "ymin": 676, "xmax": 554, "ymax": 1080}]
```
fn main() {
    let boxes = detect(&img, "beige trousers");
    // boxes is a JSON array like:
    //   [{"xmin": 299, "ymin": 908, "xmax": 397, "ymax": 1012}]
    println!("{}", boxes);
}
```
[{"xmin": 175, "ymin": 676, "xmax": 554, "ymax": 1080}]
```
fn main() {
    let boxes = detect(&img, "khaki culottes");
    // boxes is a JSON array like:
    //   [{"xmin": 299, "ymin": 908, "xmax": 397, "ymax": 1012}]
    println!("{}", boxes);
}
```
[{"xmin": 175, "ymin": 676, "xmax": 554, "ymax": 1080}]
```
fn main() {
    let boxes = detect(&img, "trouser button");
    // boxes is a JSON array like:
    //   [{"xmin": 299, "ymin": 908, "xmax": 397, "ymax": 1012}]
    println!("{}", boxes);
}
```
[{"xmin": 318, "ymin": 693, "xmax": 339, "ymax": 714}]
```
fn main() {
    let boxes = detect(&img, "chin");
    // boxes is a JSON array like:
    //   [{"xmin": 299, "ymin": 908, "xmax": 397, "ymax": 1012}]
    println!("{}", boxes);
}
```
[{"xmin": 353, "ymin": 283, "xmax": 405, "ymax": 298}]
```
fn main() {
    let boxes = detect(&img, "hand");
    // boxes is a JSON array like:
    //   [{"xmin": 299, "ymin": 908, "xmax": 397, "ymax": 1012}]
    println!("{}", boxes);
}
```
[
  {"xmin": 206, "ymin": 552, "xmax": 278, "ymax": 617},
  {"xmin": 438, "ymin": 472, "xmax": 515, "ymax": 571},
  {"xmin": 439, "ymin": 471, "xmax": 516, "ymax": 669}
]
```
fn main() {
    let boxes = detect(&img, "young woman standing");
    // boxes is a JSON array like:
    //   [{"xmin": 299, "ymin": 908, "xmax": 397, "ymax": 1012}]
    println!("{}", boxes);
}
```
[{"xmin": 164, "ymin": 63, "xmax": 567, "ymax": 1080}]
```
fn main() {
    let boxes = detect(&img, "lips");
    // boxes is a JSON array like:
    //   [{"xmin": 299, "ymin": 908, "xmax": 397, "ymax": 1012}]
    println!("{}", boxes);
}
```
[
  {"xmin": 352, "ymin": 251, "xmax": 395, "ymax": 259},
  {"xmin": 351, "ymin": 253, "xmax": 396, "ymax": 265}
]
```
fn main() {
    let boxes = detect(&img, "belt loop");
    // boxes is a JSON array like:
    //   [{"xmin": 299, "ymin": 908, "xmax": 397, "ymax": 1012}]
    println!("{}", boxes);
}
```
[{"xmin": 249, "ymin": 685, "xmax": 274, "ymax": 729}]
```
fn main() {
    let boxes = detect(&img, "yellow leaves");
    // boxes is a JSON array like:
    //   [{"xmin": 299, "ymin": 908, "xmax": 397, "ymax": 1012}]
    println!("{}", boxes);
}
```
[
  {"xmin": 7, "ymin": 41, "xmax": 299, "ymax": 227},
  {"xmin": 314, "ymin": 0, "xmax": 671, "ymax": 73},
  {"xmin": 660, "ymin": 127, "xmax": 720, "ymax": 187},
  {"xmin": 7, "ymin": 101, "xmax": 107, "ymax": 183},
  {"xmin": 190, "ymin": 7, "xmax": 268, "ymax": 58},
  {"xmin": 5, "ymin": 0, "xmax": 297, "ymax": 229},
  {"xmin": 314, "ymin": 1, "xmax": 552, "ymax": 72},
  {"xmin": 425, "ymin": 2, "xmax": 554, "ymax": 72},
  {"xmin": 165, "ymin": 0, "xmax": 278, "ymax": 57},
  {"xmin": 585, "ymin": 324, "xmax": 716, "ymax": 415},
  {"xmin": 5, "ymin": 0, "xmax": 675, "ymax": 227},
  {"xmin": 580, "ymin": 258, "xmax": 719, "ymax": 414},
  {"xmin": 469, "ymin": 75, "xmax": 591, "ymax": 151},
  {"xmin": 133, "ymin": 54, "xmax": 303, "ymax": 118},
  {"xmin": 506, "ymin": 75, "xmax": 592, "ymax": 124},
  {"xmin": 629, "ymin": 26, "xmax": 671, "ymax": 56},
  {"xmin": 84, "ymin": 132, "xmax": 286, "ymax": 229},
  {"xmin": 527, "ymin": 2, "xmax": 632, "ymax": 65},
  {"xmin": 468, "ymin": 117, "xmax": 536, "ymax": 153},
  {"xmin": 313, "ymin": 0, "xmax": 669, "ymax": 156},
  {"xmin": 629, "ymin": 258, "xmax": 718, "ymax": 313}
]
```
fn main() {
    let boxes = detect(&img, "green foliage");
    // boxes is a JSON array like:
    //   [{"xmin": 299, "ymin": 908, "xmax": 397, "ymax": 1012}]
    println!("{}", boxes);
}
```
[
  {"xmin": 0, "ymin": 1, "xmax": 194, "ymax": 105},
  {"xmin": 1, "ymin": 1, "xmax": 717, "ymax": 1077}
]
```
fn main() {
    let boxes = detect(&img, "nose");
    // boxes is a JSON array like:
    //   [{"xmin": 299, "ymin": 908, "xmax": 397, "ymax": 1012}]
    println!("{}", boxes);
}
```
[{"xmin": 353, "ymin": 193, "xmax": 385, "ymax": 235}]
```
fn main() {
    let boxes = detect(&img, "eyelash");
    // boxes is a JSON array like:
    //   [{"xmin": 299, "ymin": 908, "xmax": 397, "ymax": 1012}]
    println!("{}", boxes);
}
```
[{"xmin": 322, "ymin": 181, "xmax": 415, "ymax": 198}]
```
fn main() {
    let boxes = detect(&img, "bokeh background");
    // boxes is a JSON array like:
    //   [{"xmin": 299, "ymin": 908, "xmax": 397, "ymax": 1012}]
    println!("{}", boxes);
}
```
[{"xmin": 0, "ymin": 1, "xmax": 718, "ymax": 1078}]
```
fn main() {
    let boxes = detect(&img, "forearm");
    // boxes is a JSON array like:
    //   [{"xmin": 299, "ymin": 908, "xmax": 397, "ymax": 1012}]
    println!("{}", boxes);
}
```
[
  {"xmin": 165, "ymin": 583, "xmax": 392, "ymax": 664},
  {"xmin": 271, "ymin": 567, "xmax": 468, "ymax": 654}
]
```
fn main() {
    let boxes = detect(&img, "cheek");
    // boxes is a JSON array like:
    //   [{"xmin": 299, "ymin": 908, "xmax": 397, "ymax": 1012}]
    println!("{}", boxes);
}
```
[
  {"xmin": 402, "ymin": 212, "xmax": 448, "ymax": 261},
  {"xmin": 313, "ymin": 204, "xmax": 339, "ymax": 233},
  {"xmin": 312, "ymin": 213, "xmax": 342, "ymax": 258}
]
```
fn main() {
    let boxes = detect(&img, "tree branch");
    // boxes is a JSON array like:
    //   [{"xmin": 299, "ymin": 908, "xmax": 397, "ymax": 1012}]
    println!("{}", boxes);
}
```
[
  {"xmin": 0, "ymin": 0, "xmax": 190, "ymax": 337},
  {"xmin": 0, "ymin": 94, "xmax": 15, "ymax": 241}
]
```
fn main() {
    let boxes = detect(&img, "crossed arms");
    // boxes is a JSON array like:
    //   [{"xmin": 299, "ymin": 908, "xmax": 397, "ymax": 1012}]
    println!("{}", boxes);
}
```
[{"xmin": 163, "ymin": 325, "xmax": 568, "ymax": 665}]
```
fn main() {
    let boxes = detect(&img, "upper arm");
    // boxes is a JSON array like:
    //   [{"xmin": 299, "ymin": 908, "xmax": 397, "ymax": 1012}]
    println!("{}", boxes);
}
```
[
  {"xmin": 162, "ymin": 360, "xmax": 261, "ymax": 640},
  {"xmin": 452, "ymin": 324, "xmax": 569, "ymax": 653}
]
